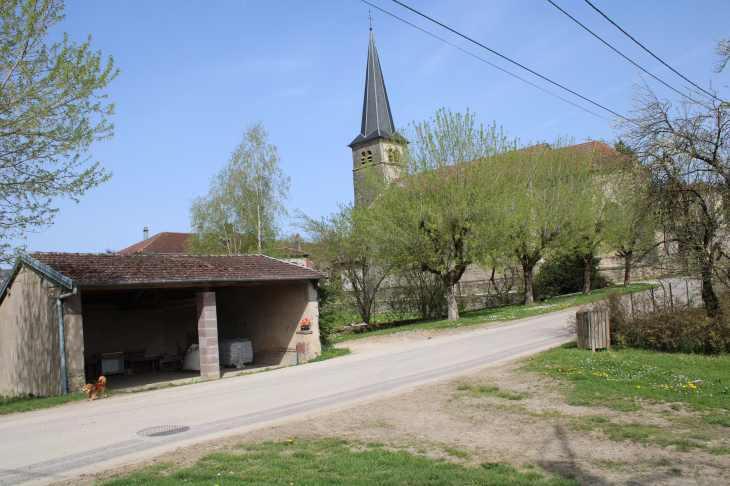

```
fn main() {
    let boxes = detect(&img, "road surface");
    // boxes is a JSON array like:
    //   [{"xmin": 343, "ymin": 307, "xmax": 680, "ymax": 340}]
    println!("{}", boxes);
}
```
[{"xmin": 0, "ymin": 309, "xmax": 575, "ymax": 485}]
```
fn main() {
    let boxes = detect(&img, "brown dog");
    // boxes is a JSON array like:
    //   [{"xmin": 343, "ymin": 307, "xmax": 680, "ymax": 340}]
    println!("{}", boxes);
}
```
[{"xmin": 82, "ymin": 376, "xmax": 107, "ymax": 401}]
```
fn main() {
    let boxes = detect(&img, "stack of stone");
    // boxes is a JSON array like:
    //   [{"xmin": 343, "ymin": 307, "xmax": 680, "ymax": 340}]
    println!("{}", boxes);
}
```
[{"xmin": 219, "ymin": 338, "xmax": 254, "ymax": 368}]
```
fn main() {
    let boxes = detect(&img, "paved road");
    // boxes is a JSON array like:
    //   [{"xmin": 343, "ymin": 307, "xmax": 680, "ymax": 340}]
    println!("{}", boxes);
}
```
[{"xmin": 0, "ymin": 309, "xmax": 575, "ymax": 485}]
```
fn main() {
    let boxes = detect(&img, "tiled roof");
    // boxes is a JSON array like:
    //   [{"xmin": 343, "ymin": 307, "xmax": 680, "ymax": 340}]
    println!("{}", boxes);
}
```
[
  {"xmin": 118, "ymin": 232, "xmax": 311, "ymax": 257},
  {"xmin": 117, "ymin": 232, "xmax": 192, "ymax": 255},
  {"xmin": 28, "ymin": 252, "xmax": 326, "ymax": 286},
  {"xmin": 283, "ymin": 247, "xmax": 309, "ymax": 256}
]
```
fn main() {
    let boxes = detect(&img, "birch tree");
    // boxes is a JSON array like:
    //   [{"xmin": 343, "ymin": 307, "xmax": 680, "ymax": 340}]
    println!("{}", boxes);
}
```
[{"xmin": 189, "ymin": 122, "xmax": 290, "ymax": 256}]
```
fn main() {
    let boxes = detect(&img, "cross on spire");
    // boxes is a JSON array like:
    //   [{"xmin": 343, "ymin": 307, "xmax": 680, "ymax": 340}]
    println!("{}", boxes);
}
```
[{"xmin": 368, "ymin": 10, "xmax": 372, "ymax": 30}]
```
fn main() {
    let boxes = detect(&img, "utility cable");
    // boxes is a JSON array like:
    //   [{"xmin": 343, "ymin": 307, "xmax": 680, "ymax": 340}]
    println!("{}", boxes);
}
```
[
  {"xmin": 547, "ymin": 0, "xmax": 688, "ymax": 100},
  {"xmin": 391, "ymin": 0, "xmax": 626, "ymax": 119},
  {"xmin": 583, "ymin": 0, "xmax": 721, "ymax": 102},
  {"xmin": 360, "ymin": 0, "xmax": 608, "ymax": 120}
]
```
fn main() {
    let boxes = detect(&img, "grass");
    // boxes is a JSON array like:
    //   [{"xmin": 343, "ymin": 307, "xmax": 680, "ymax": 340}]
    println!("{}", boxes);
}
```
[
  {"xmin": 523, "ymin": 342, "xmax": 730, "ymax": 453},
  {"xmin": 307, "ymin": 347, "xmax": 351, "ymax": 363},
  {"xmin": 456, "ymin": 382, "xmax": 530, "ymax": 401},
  {"xmin": 335, "ymin": 283, "xmax": 655, "ymax": 343},
  {"xmin": 0, "ymin": 393, "xmax": 90, "ymax": 415},
  {"xmin": 100, "ymin": 438, "xmax": 580, "ymax": 485},
  {"xmin": 522, "ymin": 342, "xmax": 730, "ymax": 415}
]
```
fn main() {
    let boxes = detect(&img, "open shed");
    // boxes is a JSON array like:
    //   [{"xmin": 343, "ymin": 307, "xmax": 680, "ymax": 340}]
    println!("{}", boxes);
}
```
[{"xmin": 0, "ymin": 252, "xmax": 326, "ymax": 397}]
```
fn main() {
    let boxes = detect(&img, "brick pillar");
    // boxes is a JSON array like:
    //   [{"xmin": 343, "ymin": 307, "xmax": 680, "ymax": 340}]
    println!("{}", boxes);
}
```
[
  {"xmin": 63, "ymin": 293, "xmax": 85, "ymax": 392},
  {"xmin": 196, "ymin": 291, "xmax": 220, "ymax": 380}
]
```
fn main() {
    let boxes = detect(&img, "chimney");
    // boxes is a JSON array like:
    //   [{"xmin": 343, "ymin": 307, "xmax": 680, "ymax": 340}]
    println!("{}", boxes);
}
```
[
  {"xmin": 143, "ymin": 227, "xmax": 149, "ymax": 240},
  {"xmin": 295, "ymin": 233, "xmax": 301, "ymax": 251},
  {"xmin": 198, "ymin": 224, "xmax": 204, "ymax": 243}
]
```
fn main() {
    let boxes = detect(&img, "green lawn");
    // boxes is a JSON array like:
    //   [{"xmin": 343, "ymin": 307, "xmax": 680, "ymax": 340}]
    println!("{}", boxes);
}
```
[
  {"xmin": 100, "ymin": 438, "xmax": 579, "ymax": 486},
  {"xmin": 335, "ymin": 283, "xmax": 655, "ymax": 343},
  {"xmin": 522, "ymin": 342, "xmax": 730, "ymax": 453},
  {"xmin": 522, "ymin": 342, "xmax": 730, "ymax": 414}
]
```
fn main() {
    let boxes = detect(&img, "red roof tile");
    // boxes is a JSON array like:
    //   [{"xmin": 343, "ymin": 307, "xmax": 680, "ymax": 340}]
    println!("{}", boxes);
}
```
[
  {"xmin": 29, "ymin": 252, "xmax": 326, "ymax": 285},
  {"xmin": 117, "ymin": 232, "xmax": 192, "ymax": 254}
]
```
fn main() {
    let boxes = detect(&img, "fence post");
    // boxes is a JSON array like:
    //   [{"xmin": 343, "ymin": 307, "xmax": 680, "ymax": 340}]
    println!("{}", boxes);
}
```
[
  {"xmin": 630, "ymin": 292, "xmax": 635, "ymax": 319},
  {"xmin": 651, "ymin": 288, "xmax": 656, "ymax": 314},
  {"xmin": 669, "ymin": 282, "xmax": 674, "ymax": 311},
  {"xmin": 686, "ymin": 279, "xmax": 690, "ymax": 303}
]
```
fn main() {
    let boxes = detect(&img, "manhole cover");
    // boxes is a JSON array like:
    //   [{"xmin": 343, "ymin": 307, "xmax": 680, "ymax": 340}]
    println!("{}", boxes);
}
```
[{"xmin": 137, "ymin": 425, "xmax": 190, "ymax": 437}]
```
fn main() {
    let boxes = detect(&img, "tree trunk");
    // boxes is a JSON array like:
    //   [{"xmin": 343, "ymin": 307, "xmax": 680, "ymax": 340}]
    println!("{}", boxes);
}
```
[
  {"xmin": 700, "ymin": 264, "xmax": 720, "ymax": 317},
  {"xmin": 582, "ymin": 256, "xmax": 591, "ymax": 295},
  {"xmin": 523, "ymin": 263, "xmax": 536, "ymax": 306},
  {"xmin": 445, "ymin": 281, "xmax": 459, "ymax": 321},
  {"xmin": 623, "ymin": 251, "xmax": 632, "ymax": 287}
]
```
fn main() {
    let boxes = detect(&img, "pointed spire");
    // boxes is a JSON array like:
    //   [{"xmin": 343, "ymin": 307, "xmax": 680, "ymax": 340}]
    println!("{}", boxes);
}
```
[{"xmin": 348, "ymin": 31, "xmax": 401, "ymax": 147}]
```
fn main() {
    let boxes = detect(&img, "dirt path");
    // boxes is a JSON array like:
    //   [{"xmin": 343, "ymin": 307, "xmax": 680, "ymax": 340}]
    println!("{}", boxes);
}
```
[{"xmin": 64, "ymin": 356, "xmax": 730, "ymax": 486}]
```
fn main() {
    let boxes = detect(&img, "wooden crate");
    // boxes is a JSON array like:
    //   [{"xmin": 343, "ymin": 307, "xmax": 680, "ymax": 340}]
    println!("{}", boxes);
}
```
[{"xmin": 576, "ymin": 309, "xmax": 610, "ymax": 352}]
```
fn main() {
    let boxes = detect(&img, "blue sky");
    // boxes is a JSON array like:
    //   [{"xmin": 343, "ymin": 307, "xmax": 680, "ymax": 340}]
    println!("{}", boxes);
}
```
[{"xmin": 12, "ymin": 0, "xmax": 730, "ymax": 258}]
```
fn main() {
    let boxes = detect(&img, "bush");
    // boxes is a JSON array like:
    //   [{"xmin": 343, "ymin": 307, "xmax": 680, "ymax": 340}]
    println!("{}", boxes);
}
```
[
  {"xmin": 581, "ymin": 290, "xmax": 730, "ymax": 354},
  {"xmin": 533, "ymin": 253, "xmax": 609, "ymax": 298},
  {"xmin": 317, "ymin": 277, "xmax": 351, "ymax": 350}
]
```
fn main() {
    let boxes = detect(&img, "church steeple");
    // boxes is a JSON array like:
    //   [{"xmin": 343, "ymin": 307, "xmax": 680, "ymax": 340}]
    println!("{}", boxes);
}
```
[
  {"xmin": 348, "ymin": 30, "xmax": 400, "ymax": 147},
  {"xmin": 349, "ymin": 29, "xmax": 405, "ymax": 205}
]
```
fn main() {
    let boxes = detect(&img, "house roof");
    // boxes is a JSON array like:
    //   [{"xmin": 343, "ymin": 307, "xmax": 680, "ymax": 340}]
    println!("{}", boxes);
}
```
[
  {"xmin": 23, "ymin": 252, "xmax": 326, "ymax": 288},
  {"xmin": 348, "ymin": 30, "xmax": 404, "ymax": 147},
  {"xmin": 118, "ymin": 232, "xmax": 310, "ymax": 257},
  {"xmin": 117, "ymin": 232, "xmax": 192, "ymax": 255}
]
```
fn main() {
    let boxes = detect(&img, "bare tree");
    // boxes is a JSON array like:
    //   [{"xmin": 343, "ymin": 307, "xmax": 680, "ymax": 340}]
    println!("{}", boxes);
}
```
[
  {"xmin": 615, "ymin": 81, "xmax": 729, "ymax": 315},
  {"xmin": 297, "ymin": 203, "xmax": 391, "ymax": 325}
]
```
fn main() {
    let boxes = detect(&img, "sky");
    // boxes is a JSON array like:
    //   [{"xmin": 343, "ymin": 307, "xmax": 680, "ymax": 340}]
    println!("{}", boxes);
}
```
[{"xmin": 9, "ymin": 0, "xmax": 730, "ymax": 260}]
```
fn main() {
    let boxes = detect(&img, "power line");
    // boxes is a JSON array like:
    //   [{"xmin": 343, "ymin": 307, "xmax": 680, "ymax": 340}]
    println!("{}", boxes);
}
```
[
  {"xmin": 390, "ymin": 0, "xmax": 626, "ymax": 120},
  {"xmin": 547, "ymin": 0, "xmax": 688, "ymax": 100},
  {"xmin": 583, "ymin": 0, "xmax": 721, "ymax": 102},
  {"xmin": 360, "ymin": 0, "xmax": 608, "ymax": 120}
]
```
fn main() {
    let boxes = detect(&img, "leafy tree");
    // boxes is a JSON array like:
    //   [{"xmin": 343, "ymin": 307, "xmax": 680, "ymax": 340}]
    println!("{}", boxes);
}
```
[
  {"xmin": 297, "ymin": 203, "xmax": 391, "ymax": 325},
  {"xmin": 603, "ymin": 149, "xmax": 657, "ymax": 286},
  {"xmin": 533, "ymin": 252, "xmax": 607, "ymax": 298},
  {"xmin": 614, "ymin": 80, "xmax": 729, "ymax": 316},
  {"xmin": 370, "ymin": 109, "xmax": 514, "ymax": 321},
  {"xmin": 0, "ymin": 0, "xmax": 117, "ymax": 261},
  {"xmin": 188, "ymin": 122, "xmax": 290, "ymax": 256},
  {"xmin": 505, "ymin": 141, "xmax": 592, "ymax": 304}
]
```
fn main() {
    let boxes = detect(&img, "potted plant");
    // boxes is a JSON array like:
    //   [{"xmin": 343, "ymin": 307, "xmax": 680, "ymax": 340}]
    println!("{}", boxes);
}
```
[{"xmin": 300, "ymin": 317, "xmax": 311, "ymax": 332}]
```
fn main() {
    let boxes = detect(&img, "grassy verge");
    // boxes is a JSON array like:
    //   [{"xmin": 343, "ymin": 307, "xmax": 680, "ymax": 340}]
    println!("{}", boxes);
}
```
[
  {"xmin": 522, "ymin": 343, "xmax": 730, "ymax": 453},
  {"xmin": 308, "ymin": 347, "xmax": 351, "ymax": 363},
  {"xmin": 335, "ymin": 283, "xmax": 655, "ymax": 343},
  {"xmin": 100, "ymin": 438, "xmax": 579, "ymax": 485},
  {"xmin": 0, "ymin": 393, "xmax": 91, "ymax": 415}
]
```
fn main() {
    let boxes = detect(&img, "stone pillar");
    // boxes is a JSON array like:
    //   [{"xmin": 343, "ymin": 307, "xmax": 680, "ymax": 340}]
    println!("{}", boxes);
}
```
[
  {"xmin": 196, "ymin": 291, "xmax": 220, "ymax": 380},
  {"xmin": 62, "ymin": 293, "xmax": 85, "ymax": 392},
  {"xmin": 296, "ymin": 281, "xmax": 321, "ymax": 362}
]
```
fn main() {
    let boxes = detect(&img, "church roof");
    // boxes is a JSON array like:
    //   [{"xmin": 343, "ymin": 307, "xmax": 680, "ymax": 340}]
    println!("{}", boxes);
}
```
[{"xmin": 349, "ymin": 30, "xmax": 403, "ymax": 147}]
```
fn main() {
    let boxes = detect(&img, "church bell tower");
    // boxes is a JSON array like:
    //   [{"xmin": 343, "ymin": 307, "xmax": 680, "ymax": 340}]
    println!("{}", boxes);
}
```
[{"xmin": 349, "ymin": 29, "xmax": 405, "ymax": 205}]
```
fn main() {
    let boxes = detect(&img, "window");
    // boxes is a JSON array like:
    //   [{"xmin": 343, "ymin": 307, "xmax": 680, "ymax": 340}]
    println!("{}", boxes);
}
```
[
  {"xmin": 367, "ymin": 150, "xmax": 372, "ymax": 162},
  {"xmin": 360, "ymin": 151, "xmax": 366, "ymax": 164}
]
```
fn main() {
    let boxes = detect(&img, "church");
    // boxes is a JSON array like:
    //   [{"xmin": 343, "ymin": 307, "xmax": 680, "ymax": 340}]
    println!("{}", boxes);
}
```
[{"xmin": 344, "ymin": 29, "xmax": 654, "ymax": 290}]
